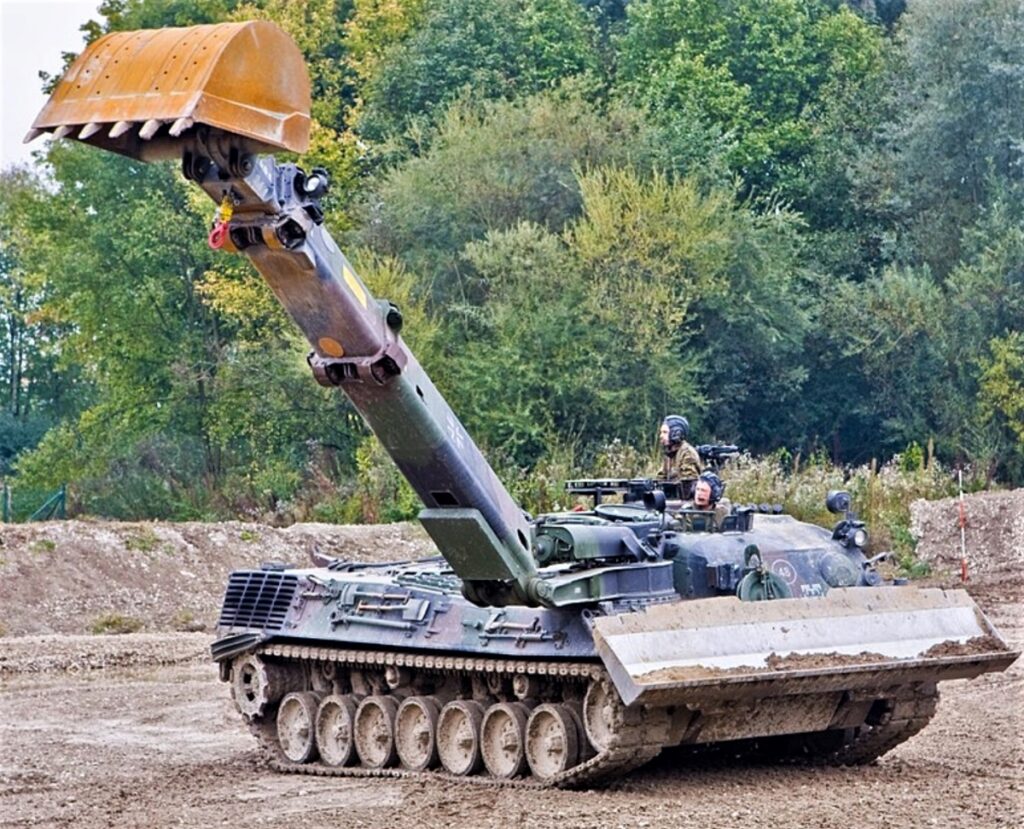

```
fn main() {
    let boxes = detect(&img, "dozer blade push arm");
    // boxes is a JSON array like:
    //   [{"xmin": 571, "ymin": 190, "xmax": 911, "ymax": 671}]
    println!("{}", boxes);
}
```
[{"xmin": 29, "ymin": 22, "xmax": 548, "ymax": 608}]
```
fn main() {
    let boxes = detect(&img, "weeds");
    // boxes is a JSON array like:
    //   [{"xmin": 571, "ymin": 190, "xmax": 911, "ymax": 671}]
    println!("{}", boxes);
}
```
[
  {"xmin": 171, "ymin": 608, "xmax": 205, "ymax": 632},
  {"xmin": 90, "ymin": 613, "xmax": 143, "ymax": 635},
  {"xmin": 30, "ymin": 538, "xmax": 56, "ymax": 554},
  {"xmin": 124, "ymin": 529, "xmax": 159, "ymax": 553}
]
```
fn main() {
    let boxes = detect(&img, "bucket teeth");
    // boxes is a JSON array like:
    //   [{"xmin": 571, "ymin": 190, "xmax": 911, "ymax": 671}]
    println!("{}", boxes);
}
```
[
  {"xmin": 139, "ymin": 119, "xmax": 163, "ymax": 140},
  {"xmin": 169, "ymin": 117, "xmax": 194, "ymax": 137},
  {"xmin": 53, "ymin": 125, "xmax": 74, "ymax": 139},
  {"xmin": 29, "ymin": 21, "xmax": 311, "ymax": 159},
  {"xmin": 22, "ymin": 127, "xmax": 43, "ymax": 144},
  {"xmin": 109, "ymin": 121, "xmax": 134, "ymax": 139}
]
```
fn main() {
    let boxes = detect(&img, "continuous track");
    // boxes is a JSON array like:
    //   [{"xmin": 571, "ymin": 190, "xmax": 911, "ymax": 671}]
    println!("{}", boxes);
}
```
[
  {"xmin": 231, "ymin": 644, "xmax": 941, "ymax": 788},
  {"xmin": 246, "ymin": 644, "xmax": 663, "ymax": 788}
]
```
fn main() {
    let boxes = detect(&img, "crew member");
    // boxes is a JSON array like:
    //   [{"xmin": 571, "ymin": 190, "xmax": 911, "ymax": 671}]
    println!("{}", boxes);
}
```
[
  {"xmin": 683, "ymin": 471, "xmax": 731, "ymax": 528},
  {"xmin": 658, "ymin": 414, "xmax": 702, "ymax": 484}
]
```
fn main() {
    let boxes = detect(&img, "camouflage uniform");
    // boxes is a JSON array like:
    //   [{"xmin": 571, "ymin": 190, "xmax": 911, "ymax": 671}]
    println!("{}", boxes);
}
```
[
  {"xmin": 660, "ymin": 441, "xmax": 702, "ymax": 482},
  {"xmin": 678, "ymin": 498, "xmax": 732, "ymax": 528}
]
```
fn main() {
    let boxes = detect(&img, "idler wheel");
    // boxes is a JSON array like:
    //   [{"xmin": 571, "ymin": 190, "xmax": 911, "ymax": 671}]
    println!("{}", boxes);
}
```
[
  {"xmin": 583, "ymin": 679, "xmax": 620, "ymax": 752},
  {"xmin": 436, "ymin": 700, "xmax": 485, "ymax": 776},
  {"xmin": 354, "ymin": 695, "xmax": 399, "ymax": 768},
  {"xmin": 525, "ymin": 704, "xmax": 580, "ymax": 781},
  {"xmin": 481, "ymin": 702, "xmax": 531, "ymax": 778},
  {"xmin": 276, "ymin": 692, "xmax": 320, "ymax": 763},
  {"xmin": 315, "ymin": 694, "xmax": 360, "ymax": 767},
  {"xmin": 395, "ymin": 696, "xmax": 441, "ymax": 771},
  {"xmin": 231, "ymin": 653, "xmax": 294, "ymax": 718}
]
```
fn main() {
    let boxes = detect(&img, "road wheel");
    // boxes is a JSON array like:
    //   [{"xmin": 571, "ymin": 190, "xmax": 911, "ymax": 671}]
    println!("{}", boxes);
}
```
[
  {"xmin": 395, "ymin": 696, "xmax": 441, "ymax": 771},
  {"xmin": 436, "ymin": 700, "xmax": 485, "ymax": 776},
  {"xmin": 276, "ymin": 691, "xmax": 320, "ymax": 763},
  {"xmin": 481, "ymin": 702, "xmax": 531, "ymax": 778},
  {"xmin": 583, "ymin": 679, "xmax": 619, "ymax": 752},
  {"xmin": 526, "ymin": 704, "xmax": 580, "ymax": 782},
  {"xmin": 315, "ymin": 694, "xmax": 360, "ymax": 767},
  {"xmin": 354, "ymin": 695, "xmax": 399, "ymax": 768}
]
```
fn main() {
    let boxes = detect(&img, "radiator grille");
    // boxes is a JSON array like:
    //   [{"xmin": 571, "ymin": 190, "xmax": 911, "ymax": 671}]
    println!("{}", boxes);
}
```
[{"xmin": 218, "ymin": 571, "xmax": 298, "ymax": 631}]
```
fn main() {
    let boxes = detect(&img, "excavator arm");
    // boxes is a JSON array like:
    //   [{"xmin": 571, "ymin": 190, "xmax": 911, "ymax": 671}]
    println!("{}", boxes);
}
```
[{"xmin": 28, "ymin": 21, "xmax": 546, "ymax": 607}]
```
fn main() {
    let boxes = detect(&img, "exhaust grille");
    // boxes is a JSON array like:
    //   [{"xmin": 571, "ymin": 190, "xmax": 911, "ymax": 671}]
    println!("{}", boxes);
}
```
[{"xmin": 218, "ymin": 571, "xmax": 298, "ymax": 631}]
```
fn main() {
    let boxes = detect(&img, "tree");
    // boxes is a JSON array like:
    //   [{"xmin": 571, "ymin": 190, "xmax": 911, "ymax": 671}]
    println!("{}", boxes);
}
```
[
  {"xmin": 615, "ymin": 0, "xmax": 887, "ymax": 214},
  {"xmin": 0, "ymin": 169, "xmax": 72, "ymax": 474},
  {"xmin": 356, "ymin": 0, "xmax": 601, "ymax": 141},
  {"xmin": 872, "ymin": 0, "xmax": 1024, "ymax": 276},
  {"xmin": 359, "ymin": 87, "xmax": 730, "ymax": 303}
]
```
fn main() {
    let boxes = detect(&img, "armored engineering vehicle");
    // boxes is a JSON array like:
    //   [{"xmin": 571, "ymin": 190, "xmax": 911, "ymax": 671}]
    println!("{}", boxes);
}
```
[{"xmin": 29, "ymin": 21, "xmax": 1018, "ymax": 786}]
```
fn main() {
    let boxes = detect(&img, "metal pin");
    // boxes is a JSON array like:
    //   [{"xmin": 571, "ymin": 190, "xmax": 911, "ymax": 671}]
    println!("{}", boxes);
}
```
[
  {"xmin": 169, "ymin": 117, "xmax": 194, "ymax": 137},
  {"xmin": 139, "ymin": 119, "xmax": 163, "ymax": 140},
  {"xmin": 79, "ymin": 123, "xmax": 102, "ymax": 139},
  {"xmin": 53, "ymin": 125, "xmax": 74, "ymax": 139},
  {"xmin": 22, "ymin": 128, "xmax": 43, "ymax": 144},
  {"xmin": 109, "ymin": 121, "xmax": 134, "ymax": 138}
]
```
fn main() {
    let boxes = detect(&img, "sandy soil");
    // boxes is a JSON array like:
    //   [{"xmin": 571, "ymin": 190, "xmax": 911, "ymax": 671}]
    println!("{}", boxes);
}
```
[{"xmin": 1, "ymin": 505, "xmax": 1022, "ymax": 828}]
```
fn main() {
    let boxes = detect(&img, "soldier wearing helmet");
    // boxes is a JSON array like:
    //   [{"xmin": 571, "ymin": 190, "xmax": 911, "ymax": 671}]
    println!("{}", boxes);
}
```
[
  {"xmin": 658, "ymin": 414, "xmax": 702, "ymax": 486},
  {"xmin": 683, "ymin": 471, "xmax": 732, "ymax": 528}
]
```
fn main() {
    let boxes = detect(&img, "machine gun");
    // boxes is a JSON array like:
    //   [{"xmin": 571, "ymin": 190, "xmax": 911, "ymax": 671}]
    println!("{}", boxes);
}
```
[
  {"xmin": 696, "ymin": 443, "xmax": 740, "ymax": 470},
  {"xmin": 565, "ymin": 444, "xmax": 740, "ymax": 506}
]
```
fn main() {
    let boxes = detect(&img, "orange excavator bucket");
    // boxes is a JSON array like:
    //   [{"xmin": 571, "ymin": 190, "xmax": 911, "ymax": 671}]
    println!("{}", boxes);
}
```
[{"xmin": 26, "ymin": 20, "xmax": 310, "ymax": 159}]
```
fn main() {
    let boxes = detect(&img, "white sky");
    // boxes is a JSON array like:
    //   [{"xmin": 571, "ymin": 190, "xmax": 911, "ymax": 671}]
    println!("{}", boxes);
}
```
[{"xmin": 0, "ymin": 0, "xmax": 102, "ymax": 169}]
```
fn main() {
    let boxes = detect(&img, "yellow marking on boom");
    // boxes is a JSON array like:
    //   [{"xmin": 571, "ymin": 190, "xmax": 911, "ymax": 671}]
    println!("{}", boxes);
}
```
[{"xmin": 343, "ymin": 264, "xmax": 368, "ymax": 309}]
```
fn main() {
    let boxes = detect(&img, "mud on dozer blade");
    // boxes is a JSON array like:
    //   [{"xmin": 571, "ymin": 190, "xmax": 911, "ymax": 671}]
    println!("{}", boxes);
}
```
[
  {"xmin": 594, "ymin": 588, "xmax": 1015, "ymax": 710},
  {"xmin": 29, "ymin": 21, "xmax": 1018, "ymax": 785}
]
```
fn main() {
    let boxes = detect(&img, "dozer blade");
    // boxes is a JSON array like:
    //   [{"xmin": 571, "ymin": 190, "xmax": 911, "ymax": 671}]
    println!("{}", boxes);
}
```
[
  {"xmin": 593, "ymin": 587, "xmax": 1018, "ymax": 707},
  {"xmin": 26, "ymin": 20, "xmax": 309, "ymax": 160}
]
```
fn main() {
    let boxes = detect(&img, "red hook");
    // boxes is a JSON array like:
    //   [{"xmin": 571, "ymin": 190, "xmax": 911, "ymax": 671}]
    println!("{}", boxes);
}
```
[{"xmin": 208, "ymin": 221, "xmax": 228, "ymax": 250}]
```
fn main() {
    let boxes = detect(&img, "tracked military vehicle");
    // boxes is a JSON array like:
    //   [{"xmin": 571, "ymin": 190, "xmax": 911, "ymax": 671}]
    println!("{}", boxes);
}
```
[{"xmin": 30, "ymin": 21, "xmax": 1018, "ymax": 786}]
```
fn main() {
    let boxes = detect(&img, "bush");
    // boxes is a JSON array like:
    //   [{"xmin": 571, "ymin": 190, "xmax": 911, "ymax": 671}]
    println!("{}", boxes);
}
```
[
  {"xmin": 722, "ymin": 448, "xmax": 956, "ymax": 563},
  {"xmin": 90, "ymin": 613, "xmax": 143, "ymax": 635}
]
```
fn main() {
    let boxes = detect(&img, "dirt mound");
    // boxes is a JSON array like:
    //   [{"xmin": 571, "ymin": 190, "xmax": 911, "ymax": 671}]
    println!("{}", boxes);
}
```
[
  {"xmin": 0, "ymin": 519, "xmax": 436, "ymax": 637},
  {"xmin": 910, "ymin": 488, "xmax": 1024, "ymax": 577}
]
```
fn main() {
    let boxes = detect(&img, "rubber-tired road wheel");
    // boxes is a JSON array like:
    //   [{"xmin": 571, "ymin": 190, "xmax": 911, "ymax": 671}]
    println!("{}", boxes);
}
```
[
  {"xmin": 354, "ymin": 695, "xmax": 399, "ymax": 768},
  {"xmin": 396, "ymin": 696, "xmax": 441, "ymax": 771},
  {"xmin": 481, "ymin": 701, "xmax": 531, "ymax": 778},
  {"xmin": 437, "ymin": 700, "xmax": 485, "ymax": 776},
  {"xmin": 315, "ymin": 694, "xmax": 360, "ymax": 767},
  {"xmin": 526, "ymin": 703, "xmax": 580, "ymax": 781},
  {"xmin": 276, "ymin": 691, "xmax": 320, "ymax": 763}
]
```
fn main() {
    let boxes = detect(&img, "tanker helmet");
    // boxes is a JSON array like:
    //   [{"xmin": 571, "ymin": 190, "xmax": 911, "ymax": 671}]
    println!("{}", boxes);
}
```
[
  {"xmin": 697, "ymin": 471, "xmax": 726, "ymax": 504},
  {"xmin": 662, "ymin": 415, "xmax": 690, "ymax": 446}
]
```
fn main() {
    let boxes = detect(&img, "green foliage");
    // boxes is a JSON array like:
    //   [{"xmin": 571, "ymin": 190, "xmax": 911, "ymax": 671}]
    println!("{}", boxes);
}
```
[
  {"xmin": 878, "ymin": 0, "xmax": 1024, "ymax": 275},
  {"xmin": 345, "ymin": 435, "xmax": 420, "ymax": 523},
  {"xmin": 357, "ymin": 0, "xmax": 601, "ymax": 140},
  {"xmin": 90, "ymin": 612, "xmax": 144, "ymax": 635},
  {"xmin": 359, "ymin": 88, "xmax": 708, "ymax": 297},
  {"xmin": 616, "ymin": 0, "xmax": 887, "ymax": 206},
  {"xmin": 171, "ymin": 607, "xmax": 205, "ymax": 631},
  {"xmin": 0, "ymin": 169, "xmax": 71, "ymax": 472},
  {"xmin": 124, "ymin": 528, "xmax": 159, "ymax": 552},
  {"xmin": 979, "ymin": 332, "xmax": 1024, "ymax": 450}
]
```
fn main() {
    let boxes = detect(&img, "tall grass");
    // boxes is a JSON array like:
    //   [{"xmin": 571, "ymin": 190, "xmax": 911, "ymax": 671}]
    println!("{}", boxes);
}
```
[
  {"xmin": 290, "ymin": 434, "xmax": 960, "ymax": 567},
  {"xmin": 722, "ymin": 445, "xmax": 957, "ymax": 562}
]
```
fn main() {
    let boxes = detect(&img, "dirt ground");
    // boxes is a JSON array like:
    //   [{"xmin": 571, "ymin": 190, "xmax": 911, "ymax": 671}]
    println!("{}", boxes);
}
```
[{"xmin": 1, "ymin": 499, "xmax": 1022, "ymax": 829}]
